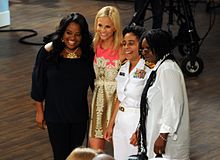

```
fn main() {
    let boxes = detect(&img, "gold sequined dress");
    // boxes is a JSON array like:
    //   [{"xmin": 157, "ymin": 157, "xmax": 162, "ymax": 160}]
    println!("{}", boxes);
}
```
[{"xmin": 89, "ymin": 45, "xmax": 120, "ymax": 138}]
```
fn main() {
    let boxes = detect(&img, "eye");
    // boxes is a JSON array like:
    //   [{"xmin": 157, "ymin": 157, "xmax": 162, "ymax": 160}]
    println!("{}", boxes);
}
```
[
  {"xmin": 122, "ymin": 40, "xmax": 135, "ymax": 47},
  {"xmin": 66, "ymin": 31, "xmax": 72, "ymax": 35},
  {"xmin": 75, "ymin": 32, "xmax": 81, "ymax": 37},
  {"xmin": 105, "ymin": 25, "xmax": 111, "ymax": 29},
  {"xmin": 141, "ymin": 47, "xmax": 151, "ymax": 55},
  {"xmin": 128, "ymin": 41, "xmax": 135, "ymax": 46}
]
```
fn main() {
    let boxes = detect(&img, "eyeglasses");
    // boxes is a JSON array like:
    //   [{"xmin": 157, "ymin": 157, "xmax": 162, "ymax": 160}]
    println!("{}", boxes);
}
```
[{"xmin": 140, "ymin": 47, "xmax": 151, "ymax": 56}]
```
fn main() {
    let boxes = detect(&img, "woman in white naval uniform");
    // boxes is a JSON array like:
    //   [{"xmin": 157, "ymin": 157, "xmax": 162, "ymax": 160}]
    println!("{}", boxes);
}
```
[
  {"xmin": 131, "ymin": 29, "xmax": 190, "ymax": 160},
  {"xmin": 104, "ymin": 25, "xmax": 151, "ymax": 160}
]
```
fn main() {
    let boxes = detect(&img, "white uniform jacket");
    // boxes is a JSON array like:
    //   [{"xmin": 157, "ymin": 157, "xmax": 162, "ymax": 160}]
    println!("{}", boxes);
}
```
[{"xmin": 116, "ymin": 58, "xmax": 151, "ymax": 108}]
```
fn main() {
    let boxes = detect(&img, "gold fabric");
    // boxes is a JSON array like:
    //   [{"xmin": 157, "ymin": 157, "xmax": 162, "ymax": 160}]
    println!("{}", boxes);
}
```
[{"xmin": 89, "ymin": 57, "xmax": 120, "ymax": 138}]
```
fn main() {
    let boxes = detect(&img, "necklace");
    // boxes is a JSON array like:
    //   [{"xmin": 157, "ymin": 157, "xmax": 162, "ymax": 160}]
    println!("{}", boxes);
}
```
[{"xmin": 64, "ymin": 47, "xmax": 80, "ymax": 59}]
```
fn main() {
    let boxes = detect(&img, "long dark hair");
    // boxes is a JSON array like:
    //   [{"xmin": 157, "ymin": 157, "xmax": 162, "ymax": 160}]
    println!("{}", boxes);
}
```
[{"xmin": 46, "ymin": 12, "xmax": 94, "ymax": 62}]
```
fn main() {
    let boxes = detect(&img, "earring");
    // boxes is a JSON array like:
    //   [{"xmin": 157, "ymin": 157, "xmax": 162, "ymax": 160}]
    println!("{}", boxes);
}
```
[{"xmin": 61, "ymin": 39, "xmax": 64, "ymax": 42}]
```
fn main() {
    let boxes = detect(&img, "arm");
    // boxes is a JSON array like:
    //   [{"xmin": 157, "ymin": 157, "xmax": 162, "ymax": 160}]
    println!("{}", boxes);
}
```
[
  {"xmin": 34, "ymin": 101, "xmax": 46, "ymax": 129},
  {"xmin": 89, "ymin": 49, "xmax": 95, "ymax": 92},
  {"xmin": 103, "ymin": 99, "xmax": 120, "ymax": 142},
  {"xmin": 31, "ymin": 44, "xmax": 51, "ymax": 129},
  {"xmin": 130, "ymin": 124, "xmax": 140, "ymax": 146}
]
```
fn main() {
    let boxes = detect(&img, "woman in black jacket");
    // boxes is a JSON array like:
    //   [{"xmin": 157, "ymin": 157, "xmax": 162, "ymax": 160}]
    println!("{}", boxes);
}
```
[{"xmin": 31, "ymin": 12, "xmax": 95, "ymax": 160}]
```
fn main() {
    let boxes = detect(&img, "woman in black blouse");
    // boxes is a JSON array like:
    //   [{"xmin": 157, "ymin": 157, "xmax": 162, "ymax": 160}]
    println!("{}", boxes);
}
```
[{"xmin": 31, "ymin": 12, "xmax": 95, "ymax": 160}]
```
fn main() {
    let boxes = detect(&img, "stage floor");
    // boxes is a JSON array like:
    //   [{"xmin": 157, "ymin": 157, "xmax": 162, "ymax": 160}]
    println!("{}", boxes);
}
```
[{"xmin": 0, "ymin": 0, "xmax": 220, "ymax": 159}]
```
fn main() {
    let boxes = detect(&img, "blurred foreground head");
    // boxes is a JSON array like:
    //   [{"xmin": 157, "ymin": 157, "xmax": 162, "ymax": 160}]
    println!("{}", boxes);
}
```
[{"xmin": 92, "ymin": 153, "xmax": 115, "ymax": 160}]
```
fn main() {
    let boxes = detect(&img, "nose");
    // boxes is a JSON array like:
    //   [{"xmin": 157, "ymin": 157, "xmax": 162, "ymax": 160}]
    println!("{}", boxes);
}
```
[
  {"xmin": 125, "ymin": 43, "xmax": 132, "ymax": 50},
  {"xmin": 70, "ymin": 34, "xmax": 77, "ymax": 40},
  {"xmin": 100, "ymin": 26, "xmax": 106, "ymax": 32}
]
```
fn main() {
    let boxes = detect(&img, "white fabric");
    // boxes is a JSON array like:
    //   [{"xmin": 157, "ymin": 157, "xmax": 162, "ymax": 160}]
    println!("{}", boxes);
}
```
[
  {"xmin": 116, "ymin": 59, "xmax": 150, "ymax": 108},
  {"xmin": 149, "ymin": 158, "xmax": 169, "ymax": 160},
  {"xmin": 113, "ymin": 59, "xmax": 150, "ymax": 160},
  {"xmin": 113, "ymin": 105, "xmax": 140, "ymax": 160},
  {"xmin": 146, "ymin": 59, "xmax": 190, "ymax": 160}
]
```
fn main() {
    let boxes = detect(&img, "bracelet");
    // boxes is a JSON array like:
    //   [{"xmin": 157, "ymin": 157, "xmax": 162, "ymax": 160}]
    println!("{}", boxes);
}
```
[{"xmin": 159, "ymin": 134, "xmax": 167, "ymax": 141}]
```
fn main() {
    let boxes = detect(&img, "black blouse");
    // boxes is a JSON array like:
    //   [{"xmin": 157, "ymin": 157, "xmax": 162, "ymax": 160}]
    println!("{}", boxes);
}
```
[{"xmin": 31, "ymin": 47, "xmax": 95, "ymax": 123}]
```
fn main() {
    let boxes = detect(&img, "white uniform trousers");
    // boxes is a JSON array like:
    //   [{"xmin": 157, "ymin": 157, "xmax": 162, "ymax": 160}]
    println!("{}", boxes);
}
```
[{"xmin": 113, "ymin": 105, "xmax": 140, "ymax": 160}]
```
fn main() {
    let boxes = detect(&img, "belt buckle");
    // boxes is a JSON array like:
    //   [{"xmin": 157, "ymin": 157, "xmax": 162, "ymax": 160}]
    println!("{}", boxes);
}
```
[{"xmin": 119, "ymin": 106, "xmax": 124, "ymax": 112}]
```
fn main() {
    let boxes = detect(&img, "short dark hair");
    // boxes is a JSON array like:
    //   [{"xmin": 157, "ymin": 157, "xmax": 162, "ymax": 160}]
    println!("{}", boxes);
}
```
[
  {"xmin": 140, "ymin": 29, "xmax": 174, "ymax": 61},
  {"xmin": 122, "ymin": 25, "xmax": 146, "ymax": 40}
]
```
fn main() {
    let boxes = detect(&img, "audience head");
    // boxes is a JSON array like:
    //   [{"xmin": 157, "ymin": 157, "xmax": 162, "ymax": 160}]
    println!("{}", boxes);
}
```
[
  {"xmin": 66, "ymin": 147, "xmax": 98, "ymax": 160},
  {"xmin": 92, "ymin": 153, "xmax": 115, "ymax": 160}
]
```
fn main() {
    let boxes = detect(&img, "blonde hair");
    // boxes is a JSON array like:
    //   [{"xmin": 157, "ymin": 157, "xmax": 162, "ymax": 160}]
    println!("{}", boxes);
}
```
[
  {"xmin": 92, "ymin": 153, "xmax": 115, "ymax": 160},
  {"xmin": 66, "ymin": 147, "xmax": 98, "ymax": 160},
  {"xmin": 93, "ymin": 6, "xmax": 122, "ymax": 51}
]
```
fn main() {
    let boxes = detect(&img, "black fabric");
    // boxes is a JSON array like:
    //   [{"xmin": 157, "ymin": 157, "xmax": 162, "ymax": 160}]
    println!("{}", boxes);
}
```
[
  {"xmin": 31, "ymin": 47, "xmax": 95, "ymax": 123},
  {"xmin": 136, "ymin": 70, "xmax": 156, "ymax": 159},
  {"xmin": 128, "ymin": 152, "xmax": 148, "ymax": 160},
  {"xmin": 46, "ymin": 121, "xmax": 87, "ymax": 160}
]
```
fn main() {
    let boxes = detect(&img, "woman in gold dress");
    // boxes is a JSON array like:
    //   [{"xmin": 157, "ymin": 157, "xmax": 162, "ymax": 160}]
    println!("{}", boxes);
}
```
[{"xmin": 88, "ymin": 6, "xmax": 124, "ymax": 150}]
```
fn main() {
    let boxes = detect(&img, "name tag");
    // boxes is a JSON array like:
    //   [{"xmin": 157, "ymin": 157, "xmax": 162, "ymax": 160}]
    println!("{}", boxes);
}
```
[{"xmin": 119, "ymin": 72, "xmax": 125, "ymax": 76}]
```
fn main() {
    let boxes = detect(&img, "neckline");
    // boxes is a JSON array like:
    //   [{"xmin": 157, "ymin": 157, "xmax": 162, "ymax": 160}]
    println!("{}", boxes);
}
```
[{"xmin": 62, "ymin": 47, "xmax": 81, "ymax": 59}]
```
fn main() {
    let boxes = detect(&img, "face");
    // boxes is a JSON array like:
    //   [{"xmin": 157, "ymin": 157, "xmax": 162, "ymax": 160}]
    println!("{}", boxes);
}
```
[
  {"xmin": 141, "ymin": 38, "xmax": 156, "ymax": 64},
  {"xmin": 62, "ymin": 22, "xmax": 82, "ymax": 50},
  {"xmin": 96, "ymin": 16, "xmax": 115, "ymax": 41},
  {"xmin": 122, "ymin": 32, "xmax": 140, "ymax": 61}
]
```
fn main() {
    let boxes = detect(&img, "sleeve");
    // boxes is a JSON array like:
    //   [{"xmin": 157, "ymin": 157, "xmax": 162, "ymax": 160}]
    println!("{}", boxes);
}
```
[
  {"xmin": 159, "ymin": 67, "xmax": 185, "ymax": 135},
  {"xmin": 89, "ymin": 50, "xmax": 95, "ymax": 92},
  {"xmin": 31, "ymin": 47, "xmax": 48, "ymax": 102},
  {"xmin": 90, "ymin": 65, "xmax": 95, "ymax": 92}
]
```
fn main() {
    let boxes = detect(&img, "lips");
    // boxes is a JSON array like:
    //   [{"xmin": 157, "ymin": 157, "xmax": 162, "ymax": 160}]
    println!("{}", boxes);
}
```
[
  {"xmin": 124, "ymin": 50, "xmax": 132, "ymax": 54},
  {"xmin": 100, "ymin": 35, "xmax": 108, "ymax": 39},
  {"xmin": 100, "ymin": 33, "xmax": 107, "ymax": 36},
  {"xmin": 68, "ymin": 40, "xmax": 76, "ymax": 45}
]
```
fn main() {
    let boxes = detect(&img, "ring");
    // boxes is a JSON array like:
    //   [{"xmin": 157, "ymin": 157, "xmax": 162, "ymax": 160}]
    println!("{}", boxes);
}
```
[{"xmin": 159, "ymin": 150, "xmax": 162, "ymax": 154}]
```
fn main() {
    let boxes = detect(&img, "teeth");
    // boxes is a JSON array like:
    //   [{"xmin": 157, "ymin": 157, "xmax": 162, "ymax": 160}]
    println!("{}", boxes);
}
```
[
  {"xmin": 100, "ymin": 33, "xmax": 107, "ymax": 37},
  {"xmin": 68, "ymin": 41, "xmax": 75, "ymax": 45},
  {"xmin": 125, "ymin": 51, "xmax": 131, "ymax": 54}
]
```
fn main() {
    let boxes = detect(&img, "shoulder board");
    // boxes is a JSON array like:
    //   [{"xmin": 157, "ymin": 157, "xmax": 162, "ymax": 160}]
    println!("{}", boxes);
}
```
[{"xmin": 145, "ymin": 61, "xmax": 155, "ymax": 69}]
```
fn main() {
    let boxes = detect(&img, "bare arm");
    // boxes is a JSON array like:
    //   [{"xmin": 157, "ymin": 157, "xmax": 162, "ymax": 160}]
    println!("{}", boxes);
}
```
[
  {"xmin": 34, "ymin": 101, "xmax": 46, "ymax": 129},
  {"xmin": 104, "ymin": 99, "xmax": 120, "ymax": 141},
  {"xmin": 154, "ymin": 133, "xmax": 168, "ymax": 155}
]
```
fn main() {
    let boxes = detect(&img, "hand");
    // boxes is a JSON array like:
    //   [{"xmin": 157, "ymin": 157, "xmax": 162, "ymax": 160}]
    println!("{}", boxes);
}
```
[
  {"xmin": 103, "ymin": 126, "xmax": 113, "ymax": 142},
  {"xmin": 35, "ymin": 111, "xmax": 47, "ymax": 130},
  {"xmin": 130, "ymin": 130, "xmax": 139, "ymax": 146},
  {"xmin": 154, "ymin": 134, "xmax": 167, "ymax": 155}
]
